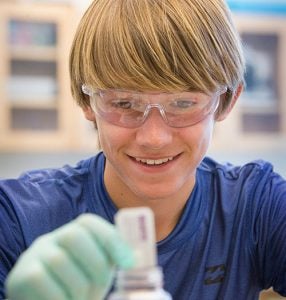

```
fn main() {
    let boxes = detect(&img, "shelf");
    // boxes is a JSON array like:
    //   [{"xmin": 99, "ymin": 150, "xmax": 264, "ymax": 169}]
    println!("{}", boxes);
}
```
[
  {"xmin": 8, "ymin": 100, "xmax": 57, "ymax": 109},
  {"xmin": 241, "ymin": 112, "xmax": 281, "ymax": 133},
  {"xmin": 10, "ymin": 107, "xmax": 58, "ymax": 131},
  {"xmin": 9, "ymin": 46, "xmax": 57, "ymax": 61},
  {"xmin": 8, "ymin": 74, "xmax": 58, "ymax": 103},
  {"xmin": 239, "ymin": 104, "xmax": 279, "ymax": 114}
]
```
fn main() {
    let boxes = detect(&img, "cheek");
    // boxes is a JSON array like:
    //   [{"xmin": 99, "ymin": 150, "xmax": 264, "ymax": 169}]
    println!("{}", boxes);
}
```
[
  {"xmin": 96, "ymin": 121, "xmax": 130, "ymax": 153},
  {"xmin": 97, "ymin": 124, "xmax": 114, "ymax": 151},
  {"xmin": 181, "ymin": 117, "xmax": 215, "ymax": 151}
]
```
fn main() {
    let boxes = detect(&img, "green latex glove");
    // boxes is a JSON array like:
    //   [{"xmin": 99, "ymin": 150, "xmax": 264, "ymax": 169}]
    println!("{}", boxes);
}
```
[{"xmin": 6, "ymin": 214, "xmax": 135, "ymax": 300}]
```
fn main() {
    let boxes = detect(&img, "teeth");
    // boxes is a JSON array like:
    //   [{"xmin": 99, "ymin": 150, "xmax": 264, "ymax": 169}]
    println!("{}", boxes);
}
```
[{"xmin": 135, "ymin": 157, "xmax": 174, "ymax": 165}]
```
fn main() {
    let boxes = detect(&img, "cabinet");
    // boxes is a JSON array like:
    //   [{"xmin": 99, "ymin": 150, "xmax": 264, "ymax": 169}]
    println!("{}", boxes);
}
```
[
  {"xmin": 0, "ymin": 2, "xmax": 81, "ymax": 151},
  {"xmin": 211, "ymin": 14, "xmax": 286, "ymax": 153},
  {"xmin": 1, "ymin": 4, "xmax": 285, "ymax": 154}
]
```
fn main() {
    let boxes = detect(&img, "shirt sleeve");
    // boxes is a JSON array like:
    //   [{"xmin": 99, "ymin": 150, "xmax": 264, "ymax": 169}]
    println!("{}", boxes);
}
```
[
  {"xmin": 250, "ymin": 169, "xmax": 286, "ymax": 296},
  {"xmin": 0, "ymin": 189, "xmax": 26, "ymax": 299}
]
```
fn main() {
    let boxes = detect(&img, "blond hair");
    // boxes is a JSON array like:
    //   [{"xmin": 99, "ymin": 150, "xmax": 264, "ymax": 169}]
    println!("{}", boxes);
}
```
[{"xmin": 70, "ymin": 0, "xmax": 245, "ymax": 113}]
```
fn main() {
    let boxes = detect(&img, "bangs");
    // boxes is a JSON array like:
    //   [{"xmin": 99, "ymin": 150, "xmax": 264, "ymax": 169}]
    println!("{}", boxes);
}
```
[{"xmin": 70, "ymin": 0, "xmax": 245, "ymax": 106}]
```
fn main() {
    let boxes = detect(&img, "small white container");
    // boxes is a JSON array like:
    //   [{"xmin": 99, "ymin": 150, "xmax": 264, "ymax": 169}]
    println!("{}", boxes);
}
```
[{"xmin": 108, "ymin": 207, "xmax": 172, "ymax": 300}]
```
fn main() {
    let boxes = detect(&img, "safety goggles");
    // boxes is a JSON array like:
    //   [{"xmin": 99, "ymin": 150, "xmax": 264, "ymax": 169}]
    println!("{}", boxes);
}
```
[{"xmin": 82, "ymin": 85, "xmax": 227, "ymax": 128}]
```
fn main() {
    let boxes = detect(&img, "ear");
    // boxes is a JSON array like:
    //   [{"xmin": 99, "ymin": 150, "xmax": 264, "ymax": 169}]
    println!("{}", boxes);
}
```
[
  {"xmin": 82, "ymin": 105, "xmax": 96, "ymax": 122},
  {"xmin": 216, "ymin": 83, "xmax": 244, "ymax": 121}
]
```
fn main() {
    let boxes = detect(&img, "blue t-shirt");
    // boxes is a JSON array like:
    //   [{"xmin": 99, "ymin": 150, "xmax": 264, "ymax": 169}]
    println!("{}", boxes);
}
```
[{"xmin": 0, "ymin": 152, "xmax": 286, "ymax": 299}]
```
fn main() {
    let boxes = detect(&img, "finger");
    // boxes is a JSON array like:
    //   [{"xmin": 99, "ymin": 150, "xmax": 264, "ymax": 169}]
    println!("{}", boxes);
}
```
[
  {"xmin": 36, "ymin": 243, "xmax": 90, "ymax": 300},
  {"xmin": 53, "ymin": 221, "xmax": 114, "ymax": 287},
  {"xmin": 6, "ymin": 259, "xmax": 68, "ymax": 300},
  {"xmin": 76, "ymin": 214, "xmax": 135, "ymax": 268}
]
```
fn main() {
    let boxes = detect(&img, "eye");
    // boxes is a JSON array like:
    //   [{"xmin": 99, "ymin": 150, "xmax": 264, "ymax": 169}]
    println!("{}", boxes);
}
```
[
  {"xmin": 111, "ymin": 99, "xmax": 133, "ymax": 109},
  {"xmin": 170, "ymin": 99, "xmax": 196, "ymax": 109}
]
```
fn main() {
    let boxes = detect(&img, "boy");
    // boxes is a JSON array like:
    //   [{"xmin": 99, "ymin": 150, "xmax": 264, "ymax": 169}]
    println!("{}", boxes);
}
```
[{"xmin": 2, "ymin": 0, "xmax": 286, "ymax": 299}]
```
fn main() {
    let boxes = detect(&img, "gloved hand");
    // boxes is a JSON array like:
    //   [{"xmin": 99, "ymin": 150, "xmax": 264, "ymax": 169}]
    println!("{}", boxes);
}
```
[{"xmin": 5, "ymin": 214, "xmax": 135, "ymax": 300}]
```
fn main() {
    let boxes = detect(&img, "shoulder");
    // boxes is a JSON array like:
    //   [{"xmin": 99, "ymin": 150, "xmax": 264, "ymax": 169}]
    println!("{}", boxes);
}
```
[
  {"xmin": 198, "ymin": 156, "xmax": 286, "ymax": 212},
  {"xmin": 199, "ymin": 156, "xmax": 286, "ymax": 223},
  {"xmin": 198, "ymin": 156, "xmax": 279, "ymax": 184},
  {"xmin": 15, "ymin": 157, "xmax": 92, "ymax": 184},
  {"xmin": 0, "ymin": 152, "xmax": 105, "ymax": 244},
  {"xmin": 0, "ymin": 152, "xmax": 105, "ymax": 193},
  {"xmin": 0, "ymin": 152, "xmax": 106, "ymax": 208}
]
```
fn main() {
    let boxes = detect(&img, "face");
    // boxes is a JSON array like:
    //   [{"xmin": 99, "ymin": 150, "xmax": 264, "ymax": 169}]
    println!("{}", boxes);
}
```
[{"xmin": 83, "ymin": 91, "xmax": 221, "ymax": 204}]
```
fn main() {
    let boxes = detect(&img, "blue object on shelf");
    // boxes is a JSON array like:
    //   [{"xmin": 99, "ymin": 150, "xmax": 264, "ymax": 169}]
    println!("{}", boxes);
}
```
[{"xmin": 227, "ymin": 0, "xmax": 286, "ymax": 15}]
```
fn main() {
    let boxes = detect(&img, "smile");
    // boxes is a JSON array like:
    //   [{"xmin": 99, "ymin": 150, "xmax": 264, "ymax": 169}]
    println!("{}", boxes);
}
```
[{"xmin": 135, "ymin": 157, "xmax": 174, "ymax": 165}]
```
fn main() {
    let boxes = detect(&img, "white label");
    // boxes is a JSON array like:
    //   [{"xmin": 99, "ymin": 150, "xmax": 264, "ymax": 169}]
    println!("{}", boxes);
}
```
[{"xmin": 115, "ymin": 207, "xmax": 157, "ymax": 269}]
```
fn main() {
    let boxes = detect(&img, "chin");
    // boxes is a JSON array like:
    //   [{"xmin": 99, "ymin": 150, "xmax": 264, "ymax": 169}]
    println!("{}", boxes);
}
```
[{"xmin": 132, "ymin": 184, "xmax": 179, "ymax": 201}]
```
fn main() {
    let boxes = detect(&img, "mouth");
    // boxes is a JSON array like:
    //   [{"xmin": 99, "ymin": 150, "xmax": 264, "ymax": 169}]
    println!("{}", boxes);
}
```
[
  {"xmin": 136, "ymin": 157, "xmax": 173, "ymax": 165},
  {"xmin": 133, "ymin": 155, "xmax": 179, "ymax": 166}
]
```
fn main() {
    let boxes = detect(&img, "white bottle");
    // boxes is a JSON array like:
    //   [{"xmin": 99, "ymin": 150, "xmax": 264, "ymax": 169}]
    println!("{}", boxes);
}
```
[{"xmin": 108, "ymin": 207, "xmax": 172, "ymax": 300}]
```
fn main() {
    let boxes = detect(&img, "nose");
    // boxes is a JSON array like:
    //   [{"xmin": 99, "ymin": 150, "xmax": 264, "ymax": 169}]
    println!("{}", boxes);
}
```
[{"xmin": 135, "ymin": 108, "xmax": 173, "ymax": 149}]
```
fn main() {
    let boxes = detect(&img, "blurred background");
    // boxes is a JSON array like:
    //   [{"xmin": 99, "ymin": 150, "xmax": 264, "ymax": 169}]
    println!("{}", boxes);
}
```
[{"xmin": 0, "ymin": 0, "xmax": 285, "ymax": 298}]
